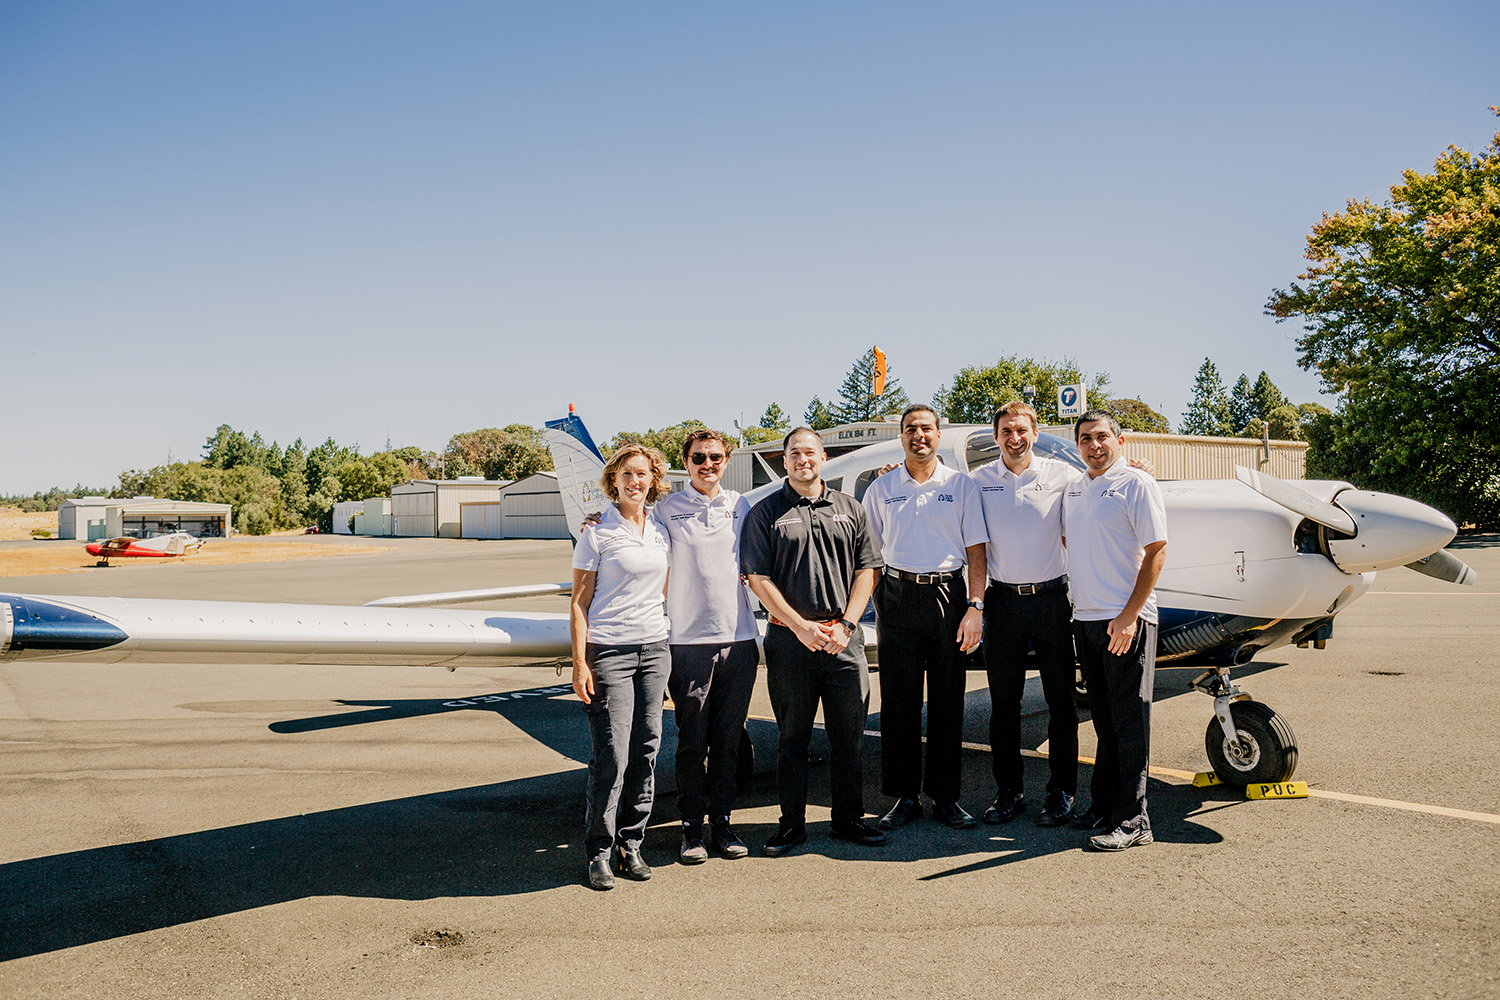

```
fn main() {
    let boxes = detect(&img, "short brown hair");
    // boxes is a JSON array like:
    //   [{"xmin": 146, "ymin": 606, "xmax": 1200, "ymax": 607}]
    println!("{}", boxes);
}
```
[
  {"xmin": 1074, "ymin": 409, "xmax": 1121, "ymax": 441},
  {"xmin": 782, "ymin": 426, "xmax": 825, "ymax": 452},
  {"xmin": 600, "ymin": 444, "xmax": 671, "ymax": 504},
  {"xmin": 680, "ymin": 428, "xmax": 733, "ymax": 466},
  {"xmin": 900, "ymin": 404, "xmax": 939, "ymax": 430},
  {"xmin": 992, "ymin": 400, "xmax": 1039, "ymax": 433}
]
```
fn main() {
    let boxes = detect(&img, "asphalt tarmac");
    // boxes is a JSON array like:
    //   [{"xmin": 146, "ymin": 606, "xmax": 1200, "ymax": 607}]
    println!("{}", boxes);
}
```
[{"xmin": 1, "ymin": 535, "xmax": 1497, "ymax": 1000}]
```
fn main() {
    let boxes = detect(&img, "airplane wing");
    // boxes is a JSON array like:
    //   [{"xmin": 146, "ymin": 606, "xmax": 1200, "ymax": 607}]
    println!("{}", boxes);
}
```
[{"xmin": 363, "ymin": 582, "xmax": 573, "ymax": 607}]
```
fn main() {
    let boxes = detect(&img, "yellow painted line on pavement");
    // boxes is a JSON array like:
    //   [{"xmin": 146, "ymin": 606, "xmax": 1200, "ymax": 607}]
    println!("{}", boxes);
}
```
[
  {"xmin": 1365, "ymin": 591, "xmax": 1494, "ymax": 596},
  {"xmin": 749, "ymin": 716, "xmax": 1500, "ymax": 826}
]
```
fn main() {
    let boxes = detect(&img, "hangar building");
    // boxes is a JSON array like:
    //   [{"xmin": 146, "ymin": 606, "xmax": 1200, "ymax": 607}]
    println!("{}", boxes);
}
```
[
  {"xmin": 57, "ymin": 497, "xmax": 232, "ymax": 541},
  {"xmin": 389, "ymin": 478, "xmax": 512, "ymax": 538},
  {"xmin": 722, "ymin": 419, "xmax": 1308, "ymax": 495}
]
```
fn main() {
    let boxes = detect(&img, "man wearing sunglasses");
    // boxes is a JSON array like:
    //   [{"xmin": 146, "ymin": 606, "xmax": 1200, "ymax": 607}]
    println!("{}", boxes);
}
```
[{"xmin": 645, "ymin": 429, "xmax": 762, "ymax": 864}]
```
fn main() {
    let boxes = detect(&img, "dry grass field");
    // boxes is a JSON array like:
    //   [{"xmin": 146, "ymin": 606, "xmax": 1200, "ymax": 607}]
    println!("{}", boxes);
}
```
[
  {"xmin": 0, "ymin": 508, "xmax": 58, "ymax": 541},
  {"xmin": 0, "ymin": 508, "xmax": 391, "ymax": 577}
]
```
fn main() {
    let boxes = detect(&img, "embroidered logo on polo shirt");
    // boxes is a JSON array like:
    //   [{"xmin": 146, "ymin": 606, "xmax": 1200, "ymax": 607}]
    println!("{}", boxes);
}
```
[
  {"xmin": 829, "ymin": 513, "xmax": 853, "ymax": 523},
  {"xmin": 1066, "ymin": 487, "xmax": 1085, "ymax": 498},
  {"xmin": 773, "ymin": 516, "xmax": 802, "ymax": 528},
  {"xmin": 937, "ymin": 493, "xmax": 954, "ymax": 502},
  {"xmin": 981, "ymin": 485, "xmax": 1006, "ymax": 493},
  {"xmin": 883, "ymin": 495, "xmax": 908, "ymax": 505}
]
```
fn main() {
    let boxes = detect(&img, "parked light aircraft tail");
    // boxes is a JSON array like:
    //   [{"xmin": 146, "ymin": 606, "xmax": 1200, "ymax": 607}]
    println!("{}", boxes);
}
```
[
  {"xmin": 542, "ymin": 405, "xmax": 607, "ymax": 543},
  {"xmin": 0, "ymin": 409, "xmax": 1478, "ymax": 788}
]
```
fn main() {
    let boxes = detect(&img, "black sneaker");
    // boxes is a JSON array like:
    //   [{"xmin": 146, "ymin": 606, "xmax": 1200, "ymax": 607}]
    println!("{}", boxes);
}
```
[
  {"xmin": 680, "ymin": 821, "xmax": 708, "ymax": 865},
  {"xmin": 710, "ymin": 819, "xmax": 749, "ymax": 860},
  {"xmin": 762, "ymin": 823, "xmax": 806, "ymax": 857},
  {"xmin": 829, "ymin": 818, "xmax": 887, "ymax": 846}
]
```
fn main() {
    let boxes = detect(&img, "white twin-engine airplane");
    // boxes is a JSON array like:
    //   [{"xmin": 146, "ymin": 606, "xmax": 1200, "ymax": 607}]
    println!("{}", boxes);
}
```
[{"xmin": 0, "ymin": 408, "xmax": 1477, "ymax": 788}]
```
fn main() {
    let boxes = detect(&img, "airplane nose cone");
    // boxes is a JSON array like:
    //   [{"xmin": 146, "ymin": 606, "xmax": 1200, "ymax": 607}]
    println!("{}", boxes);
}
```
[{"xmin": 1325, "ymin": 490, "xmax": 1458, "ymax": 573}]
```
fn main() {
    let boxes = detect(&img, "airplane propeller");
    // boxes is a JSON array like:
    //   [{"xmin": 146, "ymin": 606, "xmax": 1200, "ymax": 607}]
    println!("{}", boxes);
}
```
[
  {"xmin": 1403, "ymin": 547, "xmax": 1479, "ymax": 586},
  {"xmin": 1235, "ymin": 466, "xmax": 1477, "ymax": 584}
]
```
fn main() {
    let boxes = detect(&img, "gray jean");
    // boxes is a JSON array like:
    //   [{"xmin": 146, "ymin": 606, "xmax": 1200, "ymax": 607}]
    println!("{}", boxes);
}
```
[{"xmin": 582, "ymin": 641, "xmax": 671, "ymax": 860}]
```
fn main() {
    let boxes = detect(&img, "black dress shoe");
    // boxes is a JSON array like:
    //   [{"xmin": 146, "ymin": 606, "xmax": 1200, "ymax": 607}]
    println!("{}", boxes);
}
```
[
  {"xmin": 1037, "ymin": 789, "xmax": 1075, "ymax": 827},
  {"xmin": 982, "ymin": 790, "xmax": 1025, "ymax": 824},
  {"xmin": 879, "ymin": 797, "xmax": 923, "ymax": 830},
  {"xmin": 830, "ymin": 818, "xmax": 887, "ymax": 846},
  {"xmin": 587, "ymin": 857, "xmax": 615, "ymax": 890},
  {"xmin": 763, "ymin": 823, "xmax": 806, "ymax": 857},
  {"xmin": 931, "ymin": 800, "xmax": 978, "ymax": 829},
  {"xmin": 614, "ymin": 844, "xmax": 652, "ymax": 880},
  {"xmin": 1069, "ymin": 806, "xmax": 1111, "ymax": 831}
]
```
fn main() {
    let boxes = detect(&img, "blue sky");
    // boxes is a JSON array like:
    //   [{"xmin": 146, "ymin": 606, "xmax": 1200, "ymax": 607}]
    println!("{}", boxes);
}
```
[{"xmin": 2, "ymin": 1, "xmax": 1496, "ymax": 494}]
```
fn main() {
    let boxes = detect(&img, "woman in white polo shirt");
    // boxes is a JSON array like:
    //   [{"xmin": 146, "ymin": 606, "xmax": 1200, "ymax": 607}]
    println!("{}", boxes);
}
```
[{"xmin": 570, "ymin": 443, "xmax": 673, "ymax": 891}]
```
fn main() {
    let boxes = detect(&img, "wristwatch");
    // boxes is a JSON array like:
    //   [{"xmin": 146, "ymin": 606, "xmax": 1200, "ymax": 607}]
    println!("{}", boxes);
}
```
[
  {"xmin": 967, "ymin": 599, "xmax": 984, "ymax": 611},
  {"xmin": 838, "ymin": 618, "xmax": 858, "ymax": 633}
]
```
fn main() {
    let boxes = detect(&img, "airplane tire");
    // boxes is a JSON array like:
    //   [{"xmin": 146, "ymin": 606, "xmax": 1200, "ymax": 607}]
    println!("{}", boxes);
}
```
[{"xmin": 1205, "ymin": 701, "xmax": 1298, "ymax": 786}]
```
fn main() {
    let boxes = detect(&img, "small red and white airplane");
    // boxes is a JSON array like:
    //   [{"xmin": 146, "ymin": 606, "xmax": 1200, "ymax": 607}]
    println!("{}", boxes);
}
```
[{"xmin": 85, "ymin": 531, "xmax": 204, "ymax": 566}]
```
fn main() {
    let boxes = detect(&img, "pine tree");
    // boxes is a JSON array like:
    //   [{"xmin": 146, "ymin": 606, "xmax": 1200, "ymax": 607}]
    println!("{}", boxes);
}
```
[
  {"xmin": 803, "ymin": 396, "xmax": 836, "ymax": 430},
  {"xmin": 758, "ymin": 402, "xmax": 789, "ymax": 430},
  {"xmin": 829, "ymin": 348, "xmax": 910, "ymax": 424},
  {"xmin": 1228, "ymin": 374, "xmax": 1256, "ymax": 433},
  {"xmin": 1181, "ymin": 359, "xmax": 1232, "ymax": 436},
  {"xmin": 1250, "ymin": 372, "xmax": 1289, "ymax": 422}
]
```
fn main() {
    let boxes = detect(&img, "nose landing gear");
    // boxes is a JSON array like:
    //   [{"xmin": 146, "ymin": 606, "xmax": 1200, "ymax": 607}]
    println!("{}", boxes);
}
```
[{"xmin": 1191, "ymin": 666, "xmax": 1299, "ymax": 786}]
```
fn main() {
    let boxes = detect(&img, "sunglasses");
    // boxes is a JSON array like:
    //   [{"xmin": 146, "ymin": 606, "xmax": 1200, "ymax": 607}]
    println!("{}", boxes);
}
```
[{"xmin": 690, "ymin": 452, "xmax": 728, "ymax": 466}]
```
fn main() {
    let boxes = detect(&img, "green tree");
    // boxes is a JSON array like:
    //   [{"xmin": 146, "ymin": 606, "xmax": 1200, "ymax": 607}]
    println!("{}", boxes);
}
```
[
  {"xmin": 935, "ymin": 355, "xmax": 1109, "ymax": 426},
  {"xmin": 829, "ymin": 349, "xmax": 910, "ymax": 424},
  {"xmin": 1180, "ymin": 358, "xmax": 1233, "ymax": 436},
  {"xmin": 1228, "ymin": 374, "xmax": 1256, "ymax": 433},
  {"xmin": 1109, "ymin": 398, "xmax": 1170, "ymax": 434},
  {"xmin": 1251, "ymin": 372, "xmax": 1290, "ymax": 424},
  {"xmin": 604, "ymin": 420, "xmax": 726, "ymax": 469},
  {"xmin": 444, "ymin": 425, "xmax": 554, "ymax": 481},
  {"xmin": 802, "ymin": 396, "xmax": 836, "ymax": 430},
  {"xmin": 1267, "ymin": 110, "xmax": 1500, "ymax": 523}
]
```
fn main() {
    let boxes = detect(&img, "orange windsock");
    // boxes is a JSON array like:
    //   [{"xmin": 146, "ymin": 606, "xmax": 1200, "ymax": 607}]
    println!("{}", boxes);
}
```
[{"xmin": 872, "ymin": 346, "xmax": 887, "ymax": 397}]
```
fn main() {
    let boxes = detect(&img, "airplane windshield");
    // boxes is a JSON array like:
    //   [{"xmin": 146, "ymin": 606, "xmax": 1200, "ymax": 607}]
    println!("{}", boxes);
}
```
[{"xmin": 963, "ymin": 429, "xmax": 1086, "ymax": 473}]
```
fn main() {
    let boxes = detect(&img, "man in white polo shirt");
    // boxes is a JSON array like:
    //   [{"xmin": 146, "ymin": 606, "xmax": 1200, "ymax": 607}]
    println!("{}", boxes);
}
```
[
  {"xmin": 862, "ymin": 404, "xmax": 988, "ymax": 831},
  {"xmin": 1062, "ymin": 409, "xmax": 1168, "ymax": 852},
  {"xmin": 649, "ymin": 430, "xmax": 761, "ymax": 865},
  {"xmin": 969, "ymin": 400, "xmax": 1080, "ymax": 828}
]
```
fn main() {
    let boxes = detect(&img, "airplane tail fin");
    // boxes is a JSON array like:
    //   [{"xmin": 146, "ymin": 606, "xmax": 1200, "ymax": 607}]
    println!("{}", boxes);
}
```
[{"xmin": 543, "ymin": 406, "xmax": 608, "ymax": 542}]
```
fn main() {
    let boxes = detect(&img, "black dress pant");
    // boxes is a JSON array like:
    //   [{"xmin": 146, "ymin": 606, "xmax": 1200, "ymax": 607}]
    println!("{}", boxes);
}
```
[
  {"xmin": 667, "ymin": 639, "xmax": 759, "ymax": 823},
  {"xmin": 764, "ymin": 623, "xmax": 870, "ymax": 826},
  {"xmin": 983, "ymin": 582, "xmax": 1078, "ymax": 797},
  {"xmin": 873, "ymin": 573, "xmax": 967, "ymax": 804},
  {"xmin": 1073, "ymin": 617, "xmax": 1157, "ymax": 832}
]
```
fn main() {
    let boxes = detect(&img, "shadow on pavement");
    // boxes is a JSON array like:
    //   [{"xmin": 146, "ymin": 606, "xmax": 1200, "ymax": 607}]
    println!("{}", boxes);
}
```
[{"xmin": 1, "ymin": 657, "xmax": 1275, "ymax": 961}]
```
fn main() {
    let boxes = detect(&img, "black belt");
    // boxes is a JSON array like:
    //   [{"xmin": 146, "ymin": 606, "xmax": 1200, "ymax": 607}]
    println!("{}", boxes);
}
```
[
  {"xmin": 990, "ymin": 575, "xmax": 1067, "ymax": 596},
  {"xmin": 883, "ymin": 566, "xmax": 962, "ymax": 586}
]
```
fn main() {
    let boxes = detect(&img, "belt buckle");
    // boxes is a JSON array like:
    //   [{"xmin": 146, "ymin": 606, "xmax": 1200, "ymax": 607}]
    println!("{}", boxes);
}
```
[{"xmin": 1017, "ymin": 583, "xmax": 1037, "ymax": 596}]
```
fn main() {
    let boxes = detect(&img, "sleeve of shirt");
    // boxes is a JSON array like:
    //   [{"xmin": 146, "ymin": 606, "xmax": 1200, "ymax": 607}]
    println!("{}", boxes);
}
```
[
  {"xmin": 851, "ymin": 503, "xmax": 883, "ymax": 571},
  {"xmin": 732, "ymin": 495, "xmax": 752, "ymax": 543},
  {"xmin": 572, "ymin": 522, "xmax": 601, "ymax": 571},
  {"xmin": 739, "ymin": 500, "xmax": 773, "ymax": 577},
  {"xmin": 861, "ymin": 483, "xmax": 885, "ymax": 555},
  {"xmin": 957, "ymin": 474, "xmax": 989, "ymax": 548},
  {"xmin": 1130, "ymin": 475, "xmax": 1170, "ymax": 547}
]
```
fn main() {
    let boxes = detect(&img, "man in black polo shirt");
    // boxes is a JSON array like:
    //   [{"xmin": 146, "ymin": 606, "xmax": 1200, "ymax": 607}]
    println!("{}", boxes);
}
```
[{"xmin": 741, "ymin": 427, "xmax": 885, "ymax": 856}]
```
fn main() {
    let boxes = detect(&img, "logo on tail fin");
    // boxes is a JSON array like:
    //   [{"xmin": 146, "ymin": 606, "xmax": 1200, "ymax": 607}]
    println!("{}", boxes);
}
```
[{"xmin": 543, "ymin": 406, "xmax": 608, "ymax": 542}]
